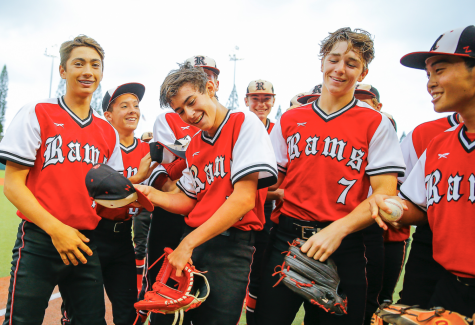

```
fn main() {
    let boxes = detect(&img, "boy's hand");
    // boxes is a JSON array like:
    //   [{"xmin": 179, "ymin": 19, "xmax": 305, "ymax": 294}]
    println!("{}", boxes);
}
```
[
  {"xmin": 131, "ymin": 153, "xmax": 159, "ymax": 184},
  {"xmin": 368, "ymin": 194, "xmax": 408, "ymax": 230},
  {"xmin": 167, "ymin": 239, "xmax": 194, "ymax": 277},
  {"xmin": 300, "ymin": 222, "xmax": 346, "ymax": 262},
  {"xmin": 49, "ymin": 224, "xmax": 93, "ymax": 266}
]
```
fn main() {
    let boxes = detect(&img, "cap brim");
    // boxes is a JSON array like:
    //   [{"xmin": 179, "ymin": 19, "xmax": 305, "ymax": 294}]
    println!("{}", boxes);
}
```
[
  {"xmin": 105, "ymin": 83, "xmax": 146, "ymax": 111},
  {"xmin": 401, "ymin": 51, "xmax": 471, "ymax": 70},
  {"xmin": 201, "ymin": 66, "xmax": 220, "ymax": 75},
  {"xmin": 297, "ymin": 94, "xmax": 320, "ymax": 104},
  {"xmin": 149, "ymin": 141, "xmax": 187, "ymax": 163},
  {"xmin": 246, "ymin": 92, "xmax": 276, "ymax": 96},
  {"xmin": 354, "ymin": 90, "xmax": 375, "ymax": 100},
  {"xmin": 135, "ymin": 188, "xmax": 154, "ymax": 212}
]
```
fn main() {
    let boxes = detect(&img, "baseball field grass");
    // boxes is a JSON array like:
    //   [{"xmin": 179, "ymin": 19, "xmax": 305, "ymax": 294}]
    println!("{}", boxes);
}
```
[{"xmin": 0, "ymin": 169, "xmax": 407, "ymax": 324}]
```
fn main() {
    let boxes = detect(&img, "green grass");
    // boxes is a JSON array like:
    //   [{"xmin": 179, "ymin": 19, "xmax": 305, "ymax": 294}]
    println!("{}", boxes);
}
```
[{"xmin": 0, "ymin": 170, "xmax": 23, "ymax": 278}]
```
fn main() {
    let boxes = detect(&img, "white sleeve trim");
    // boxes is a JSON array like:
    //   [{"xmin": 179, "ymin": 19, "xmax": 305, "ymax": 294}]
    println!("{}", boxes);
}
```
[
  {"xmin": 398, "ymin": 130, "xmax": 417, "ymax": 184},
  {"xmin": 145, "ymin": 165, "xmax": 168, "ymax": 187},
  {"xmin": 366, "ymin": 113, "xmax": 406, "ymax": 177},
  {"xmin": 177, "ymin": 165, "xmax": 197, "ymax": 199},
  {"xmin": 399, "ymin": 151, "xmax": 428, "ymax": 211},
  {"xmin": 269, "ymin": 118, "xmax": 288, "ymax": 174},
  {"xmin": 152, "ymin": 111, "xmax": 177, "ymax": 144}
]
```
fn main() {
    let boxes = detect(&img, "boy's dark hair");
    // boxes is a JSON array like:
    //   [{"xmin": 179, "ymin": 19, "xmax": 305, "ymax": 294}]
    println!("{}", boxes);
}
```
[
  {"xmin": 319, "ymin": 27, "xmax": 375, "ymax": 71},
  {"xmin": 464, "ymin": 57, "xmax": 475, "ymax": 70},
  {"xmin": 59, "ymin": 35, "xmax": 105, "ymax": 71},
  {"xmin": 160, "ymin": 63, "xmax": 209, "ymax": 108}
]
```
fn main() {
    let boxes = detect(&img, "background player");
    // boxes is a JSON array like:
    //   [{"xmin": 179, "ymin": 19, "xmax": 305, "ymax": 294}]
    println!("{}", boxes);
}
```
[
  {"xmin": 136, "ymin": 63, "xmax": 277, "ymax": 324},
  {"xmin": 0, "ymin": 35, "xmax": 123, "ymax": 325},
  {"xmin": 243, "ymin": 79, "xmax": 278, "ymax": 323},
  {"xmin": 255, "ymin": 27, "xmax": 405, "ymax": 325},
  {"xmin": 370, "ymin": 25, "xmax": 475, "ymax": 316}
]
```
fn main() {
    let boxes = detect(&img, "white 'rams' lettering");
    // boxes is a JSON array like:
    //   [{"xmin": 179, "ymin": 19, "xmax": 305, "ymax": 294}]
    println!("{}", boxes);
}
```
[
  {"xmin": 204, "ymin": 163, "xmax": 214, "ymax": 184},
  {"xmin": 126, "ymin": 166, "xmax": 138, "ymax": 178},
  {"xmin": 190, "ymin": 165, "xmax": 205, "ymax": 193},
  {"xmin": 67, "ymin": 141, "xmax": 82, "ymax": 162},
  {"xmin": 447, "ymin": 173, "xmax": 463, "ymax": 202},
  {"xmin": 346, "ymin": 148, "xmax": 365, "ymax": 172},
  {"xmin": 287, "ymin": 133, "xmax": 301, "ymax": 161},
  {"xmin": 83, "ymin": 144, "xmax": 101, "ymax": 165},
  {"xmin": 469, "ymin": 174, "xmax": 475, "ymax": 203},
  {"xmin": 305, "ymin": 136, "xmax": 319, "ymax": 156},
  {"xmin": 322, "ymin": 136, "xmax": 346, "ymax": 161},
  {"xmin": 43, "ymin": 135, "xmax": 65, "ymax": 168},
  {"xmin": 425, "ymin": 170, "xmax": 443, "ymax": 207},
  {"xmin": 214, "ymin": 156, "xmax": 227, "ymax": 178}
]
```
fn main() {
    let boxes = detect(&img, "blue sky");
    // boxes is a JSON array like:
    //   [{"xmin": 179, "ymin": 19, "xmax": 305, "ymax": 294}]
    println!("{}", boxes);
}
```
[{"xmin": 0, "ymin": 0, "xmax": 474, "ymax": 137}]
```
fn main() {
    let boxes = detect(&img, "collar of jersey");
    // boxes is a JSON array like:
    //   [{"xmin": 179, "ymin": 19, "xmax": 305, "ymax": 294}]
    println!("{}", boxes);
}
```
[
  {"xmin": 265, "ymin": 118, "xmax": 270, "ymax": 131},
  {"xmin": 458, "ymin": 124, "xmax": 475, "ymax": 153},
  {"xmin": 312, "ymin": 97, "xmax": 357, "ymax": 122},
  {"xmin": 58, "ymin": 96, "xmax": 93, "ymax": 128},
  {"xmin": 448, "ymin": 112, "xmax": 461, "ymax": 127},
  {"xmin": 201, "ymin": 109, "xmax": 231, "ymax": 145},
  {"xmin": 120, "ymin": 138, "xmax": 138, "ymax": 153}
]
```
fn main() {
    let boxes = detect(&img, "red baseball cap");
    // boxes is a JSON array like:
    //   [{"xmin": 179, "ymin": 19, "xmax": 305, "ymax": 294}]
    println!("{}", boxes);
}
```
[{"xmin": 401, "ymin": 25, "xmax": 475, "ymax": 70}]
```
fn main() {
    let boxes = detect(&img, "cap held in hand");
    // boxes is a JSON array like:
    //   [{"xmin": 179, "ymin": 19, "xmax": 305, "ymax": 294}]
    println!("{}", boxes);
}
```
[{"xmin": 85, "ymin": 163, "xmax": 154, "ymax": 212}]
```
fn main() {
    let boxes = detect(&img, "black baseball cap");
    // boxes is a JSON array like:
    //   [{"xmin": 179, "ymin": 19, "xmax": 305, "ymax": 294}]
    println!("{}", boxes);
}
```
[
  {"xmin": 102, "ymin": 82, "xmax": 145, "ymax": 112},
  {"xmin": 401, "ymin": 25, "xmax": 475, "ymax": 70},
  {"xmin": 355, "ymin": 84, "xmax": 380, "ymax": 102},
  {"xmin": 85, "ymin": 163, "xmax": 154, "ymax": 212},
  {"xmin": 149, "ymin": 139, "xmax": 188, "ymax": 163}
]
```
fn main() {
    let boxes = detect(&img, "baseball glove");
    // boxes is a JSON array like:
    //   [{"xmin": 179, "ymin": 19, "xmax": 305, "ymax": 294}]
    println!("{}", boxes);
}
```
[
  {"xmin": 273, "ymin": 238, "xmax": 348, "ymax": 315},
  {"xmin": 372, "ymin": 301, "xmax": 474, "ymax": 325},
  {"xmin": 134, "ymin": 248, "xmax": 210, "ymax": 325}
]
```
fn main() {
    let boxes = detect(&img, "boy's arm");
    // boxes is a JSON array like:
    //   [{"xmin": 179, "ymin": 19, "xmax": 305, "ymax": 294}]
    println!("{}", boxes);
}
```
[
  {"xmin": 167, "ymin": 173, "xmax": 258, "ymax": 276},
  {"xmin": 4, "ymin": 161, "xmax": 93, "ymax": 266},
  {"xmin": 301, "ymin": 173, "xmax": 398, "ymax": 262},
  {"xmin": 133, "ymin": 184, "xmax": 196, "ymax": 215}
]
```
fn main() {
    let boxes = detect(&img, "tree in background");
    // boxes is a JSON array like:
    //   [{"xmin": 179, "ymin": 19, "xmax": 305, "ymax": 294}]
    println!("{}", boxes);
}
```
[
  {"xmin": 0, "ymin": 65, "xmax": 9, "ymax": 138},
  {"xmin": 56, "ymin": 78, "xmax": 66, "ymax": 98},
  {"xmin": 275, "ymin": 104, "xmax": 282, "ymax": 120},
  {"xmin": 91, "ymin": 84, "xmax": 103, "ymax": 116},
  {"xmin": 56, "ymin": 79, "xmax": 102, "ymax": 116}
]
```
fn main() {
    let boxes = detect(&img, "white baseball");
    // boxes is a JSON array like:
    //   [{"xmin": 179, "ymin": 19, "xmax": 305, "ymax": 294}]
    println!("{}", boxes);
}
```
[{"xmin": 379, "ymin": 198, "xmax": 403, "ymax": 222}]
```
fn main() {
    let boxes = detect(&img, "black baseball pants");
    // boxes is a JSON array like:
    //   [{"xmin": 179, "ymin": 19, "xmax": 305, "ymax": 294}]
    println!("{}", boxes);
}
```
[
  {"xmin": 378, "ymin": 240, "xmax": 407, "ymax": 303},
  {"xmin": 362, "ymin": 223, "xmax": 384, "ymax": 325},
  {"xmin": 398, "ymin": 224, "xmax": 445, "ymax": 308},
  {"xmin": 133, "ymin": 210, "xmax": 151, "ymax": 260},
  {"xmin": 254, "ymin": 215, "xmax": 367, "ymax": 325},
  {"xmin": 2, "ymin": 220, "xmax": 106, "ymax": 325}
]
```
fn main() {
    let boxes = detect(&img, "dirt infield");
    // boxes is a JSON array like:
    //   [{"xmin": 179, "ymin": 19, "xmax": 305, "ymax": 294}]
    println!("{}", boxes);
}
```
[{"xmin": 0, "ymin": 276, "xmax": 115, "ymax": 324}]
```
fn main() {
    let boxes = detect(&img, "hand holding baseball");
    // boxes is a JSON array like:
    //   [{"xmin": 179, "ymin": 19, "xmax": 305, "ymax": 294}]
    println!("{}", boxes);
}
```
[{"xmin": 369, "ymin": 195, "xmax": 408, "ymax": 230}]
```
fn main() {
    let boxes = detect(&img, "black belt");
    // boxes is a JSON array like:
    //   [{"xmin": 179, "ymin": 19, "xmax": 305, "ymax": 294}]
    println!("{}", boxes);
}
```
[
  {"xmin": 184, "ymin": 225, "xmax": 255, "ymax": 246},
  {"xmin": 456, "ymin": 275, "xmax": 475, "ymax": 287},
  {"xmin": 95, "ymin": 219, "xmax": 132, "ymax": 234},
  {"xmin": 278, "ymin": 214, "xmax": 331, "ymax": 240}
]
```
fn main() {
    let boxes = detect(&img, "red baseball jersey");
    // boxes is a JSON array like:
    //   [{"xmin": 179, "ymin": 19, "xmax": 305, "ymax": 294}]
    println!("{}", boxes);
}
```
[
  {"xmin": 0, "ymin": 97, "xmax": 123, "ymax": 230},
  {"xmin": 177, "ymin": 110, "xmax": 278, "ymax": 231},
  {"xmin": 399, "ymin": 124, "xmax": 475, "ymax": 278},
  {"xmin": 149, "ymin": 111, "xmax": 200, "ymax": 183},
  {"xmin": 271, "ymin": 99, "xmax": 405, "ymax": 223},
  {"xmin": 388, "ymin": 113, "xmax": 461, "ymax": 242},
  {"xmin": 97, "ymin": 138, "xmax": 160, "ymax": 221}
]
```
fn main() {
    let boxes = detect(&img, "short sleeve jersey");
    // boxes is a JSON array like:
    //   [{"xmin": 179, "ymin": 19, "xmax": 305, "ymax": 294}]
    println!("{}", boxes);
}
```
[
  {"xmin": 271, "ymin": 99, "xmax": 405, "ymax": 222},
  {"xmin": 399, "ymin": 124, "xmax": 475, "ymax": 278},
  {"xmin": 0, "ymin": 97, "xmax": 123, "ymax": 230},
  {"xmin": 149, "ymin": 111, "xmax": 200, "ymax": 184},
  {"xmin": 387, "ymin": 113, "xmax": 461, "ymax": 242},
  {"xmin": 177, "ymin": 110, "xmax": 278, "ymax": 231}
]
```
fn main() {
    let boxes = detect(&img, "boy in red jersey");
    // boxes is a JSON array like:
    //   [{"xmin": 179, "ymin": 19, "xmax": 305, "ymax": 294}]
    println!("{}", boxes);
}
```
[
  {"xmin": 138, "ymin": 55, "xmax": 219, "ymax": 324},
  {"xmin": 254, "ymin": 27, "xmax": 405, "ymax": 325},
  {"xmin": 396, "ymin": 112, "xmax": 461, "ymax": 308},
  {"xmin": 135, "ymin": 63, "xmax": 277, "ymax": 324},
  {"xmin": 370, "ymin": 25, "xmax": 475, "ymax": 316},
  {"xmin": 0, "ymin": 35, "xmax": 122, "ymax": 325}
]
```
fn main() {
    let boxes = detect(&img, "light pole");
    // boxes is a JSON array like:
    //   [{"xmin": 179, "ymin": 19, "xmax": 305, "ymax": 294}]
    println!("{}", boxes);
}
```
[
  {"xmin": 44, "ymin": 46, "xmax": 57, "ymax": 98},
  {"xmin": 226, "ymin": 46, "xmax": 243, "ymax": 110}
]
